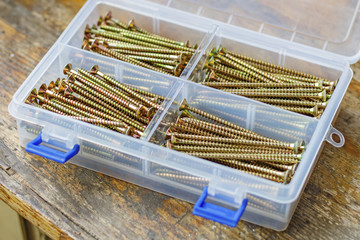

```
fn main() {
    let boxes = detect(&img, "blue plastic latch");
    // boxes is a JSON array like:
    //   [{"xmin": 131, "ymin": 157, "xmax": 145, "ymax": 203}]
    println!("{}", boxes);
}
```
[
  {"xmin": 25, "ymin": 133, "xmax": 80, "ymax": 164},
  {"xmin": 193, "ymin": 186, "xmax": 248, "ymax": 227}
]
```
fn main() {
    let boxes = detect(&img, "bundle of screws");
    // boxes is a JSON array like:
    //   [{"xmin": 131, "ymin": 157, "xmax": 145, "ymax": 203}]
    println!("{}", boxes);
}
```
[
  {"xmin": 25, "ymin": 64, "xmax": 166, "ymax": 138},
  {"xmin": 82, "ymin": 11, "xmax": 197, "ymax": 77},
  {"xmin": 202, "ymin": 47, "xmax": 337, "ymax": 118},
  {"xmin": 165, "ymin": 99, "xmax": 305, "ymax": 183}
]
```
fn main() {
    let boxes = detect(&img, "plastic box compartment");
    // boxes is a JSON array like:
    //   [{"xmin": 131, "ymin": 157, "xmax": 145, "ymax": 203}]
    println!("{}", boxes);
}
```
[
  {"xmin": 8, "ymin": 0, "xmax": 357, "ymax": 231},
  {"xmin": 58, "ymin": 0, "xmax": 216, "ymax": 79}
]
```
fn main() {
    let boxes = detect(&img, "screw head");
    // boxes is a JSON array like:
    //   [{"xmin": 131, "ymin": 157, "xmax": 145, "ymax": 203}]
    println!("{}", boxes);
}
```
[
  {"xmin": 283, "ymin": 169, "xmax": 291, "ymax": 184},
  {"xmin": 48, "ymin": 81, "xmax": 56, "ymax": 91},
  {"xmin": 125, "ymin": 126, "xmax": 135, "ymax": 136},
  {"xmin": 179, "ymin": 109, "xmax": 194, "ymax": 119},
  {"xmin": 319, "ymin": 89, "xmax": 327, "ymax": 101},
  {"xmin": 63, "ymin": 63, "xmax": 73, "ymax": 75},
  {"xmin": 127, "ymin": 19, "xmax": 135, "ymax": 29},
  {"xmin": 97, "ymin": 16, "xmax": 104, "ymax": 26},
  {"xmin": 90, "ymin": 65, "xmax": 99, "ymax": 75},
  {"xmin": 104, "ymin": 11, "xmax": 112, "ymax": 22},
  {"xmin": 179, "ymin": 99, "xmax": 189, "ymax": 111},
  {"xmin": 290, "ymin": 163, "xmax": 299, "ymax": 175},
  {"xmin": 208, "ymin": 48, "xmax": 217, "ymax": 58},
  {"xmin": 25, "ymin": 89, "xmax": 38, "ymax": 105},
  {"xmin": 82, "ymin": 40, "xmax": 91, "ymax": 50},
  {"xmin": 171, "ymin": 135, "xmax": 178, "ymax": 144},
  {"xmin": 311, "ymin": 105, "xmax": 318, "ymax": 116},
  {"xmin": 173, "ymin": 64, "xmax": 184, "ymax": 76},
  {"xmin": 38, "ymin": 83, "xmax": 47, "ymax": 97},
  {"xmin": 217, "ymin": 46, "xmax": 227, "ymax": 56},
  {"xmin": 91, "ymin": 39, "xmax": 105, "ymax": 51},
  {"xmin": 84, "ymin": 24, "xmax": 92, "ymax": 35},
  {"xmin": 63, "ymin": 86, "xmax": 74, "ymax": 97},
  {"xmin": 136, "ymin": 105, "xmax": 147, "ymax": 117},
  {"xmin": 179, "ymin": 53, "xmax": 188, "ymax": 64},
  {"xmin": 146, "ymin": 107, "xmax": 156, "ymax": 118},
  {"xmin": 298, "ymin": 140, "xmax": 306, "ymax": 151},
  {"xmin": 205, "ymin": 70, "xmax": 217, "ymax": 82}
]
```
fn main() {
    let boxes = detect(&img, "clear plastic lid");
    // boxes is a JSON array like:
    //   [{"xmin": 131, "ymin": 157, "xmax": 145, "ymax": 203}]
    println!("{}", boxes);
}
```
[{"xmin": 157, "ymin": 0, "xmax": 360, "ymax": 63}]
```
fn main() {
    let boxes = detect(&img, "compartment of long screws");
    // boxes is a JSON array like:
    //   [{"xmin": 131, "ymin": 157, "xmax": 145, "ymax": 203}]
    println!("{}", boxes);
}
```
[
  {"xmin": 164, "ymin": 99, "xmax": 305, "ymax": 184},
  {"xmin": 82, "ymin": 11, "xmax": 197, "ymax": 77},
  {"xmin": 25, "ymin": 64, "xmax": 166, "ymax": 138},
  {"xmin": 200, "ymin": 46, "xmax": 337, "ymax": 118}
]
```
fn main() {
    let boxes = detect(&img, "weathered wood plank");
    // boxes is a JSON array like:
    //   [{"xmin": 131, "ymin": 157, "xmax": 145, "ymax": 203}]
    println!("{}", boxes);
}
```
[{"xmin": 0, "ymin": 0, "xmax": 359, "ymax": 239}]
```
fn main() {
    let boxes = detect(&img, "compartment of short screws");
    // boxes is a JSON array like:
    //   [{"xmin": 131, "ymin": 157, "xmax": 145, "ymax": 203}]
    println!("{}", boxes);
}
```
[{"xmin": 25, "ymin": 64, "xmax": 169, "ymax": 139}]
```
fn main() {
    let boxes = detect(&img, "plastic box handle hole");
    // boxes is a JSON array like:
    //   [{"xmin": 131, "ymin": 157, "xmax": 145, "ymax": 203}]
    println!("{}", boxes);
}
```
[{"xmin": 326, "ymin": 127, "xmax": 345, "ymax": 148}]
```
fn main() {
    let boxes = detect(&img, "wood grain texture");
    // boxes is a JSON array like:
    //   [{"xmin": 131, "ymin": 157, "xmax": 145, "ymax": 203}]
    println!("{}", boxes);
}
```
[{"xmin": 0, "ymin": 0, "xmax": 359, "ymax": 239}]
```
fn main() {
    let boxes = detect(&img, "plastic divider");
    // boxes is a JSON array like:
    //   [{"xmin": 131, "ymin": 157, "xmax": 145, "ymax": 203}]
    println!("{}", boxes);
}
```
[
  {"xmin": 143, "ymin": 25, "xmax": 220, "ymax": 141},
  {"xmin": 180, "ymin": 25, "xmax": 220, "ymax": 80},
  {"xmin": 142, "ymin": 81, "xmax": 184, "ymax": 141},
  {"xmin": 142, "ymin": 26, "xmax": 220, "ymax": 140}
]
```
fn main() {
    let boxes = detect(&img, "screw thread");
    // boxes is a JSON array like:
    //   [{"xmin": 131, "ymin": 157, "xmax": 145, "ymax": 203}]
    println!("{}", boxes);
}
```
[
  {"xmin": 77, "ymin": 68, "xmax": 144, "ymax": 107},
  {"xmin": 180, "ymin": 104, "xmax": 275, "ymax": 142},
  {"xmin": 187, "ymin": 152, "xmax": 301, "ymax": 163},
  {"xmin": 95, "ymin": 45, "xmax": 172, "ymax": 76},
  {"xmin": 201, "ymin": 81, "xmax": 321, "ymax": 89},
  {"xmin": 96, "ymin": 28, "xmax": 194, "ymax": 52},
  {"xmin": 113, "ymin": 50, "xmax": 183, "ymax": 60},
  {"xmin": 112, "ymin": 46, "xmax": 190, "ymax": 55},
  {"xmin": 208, "ymin": 64, "xmax": 256, "ymax": 82},
  {"xmin": 181, "ymin": 117, "xmax": 276, "ymax": 142},
  {"xmin": 169, "ymin": 122, "xmax": 219, "ymax": 137},
  {"xmin": 180, "ymin": 118, "xmax": 243, "ymax": 139},
  {"xmin": 264, "ymin": 162, "xmax": 297, "ymax": 174},
  {"xmin": 170, "ymin": 144, "xmax": 294, "ymax": 154},
  {"xmin": 100, "ymin": 24, "xmax": 186, "ymax": 46},
  {"xmin": 275, "ymin": 105, "xmax": 318, "ymax": 116},
  {"xmin": 91, "ymin": 68, "xmax": 161, "ymax": 109},
  {"xmin": 126, "ymin": 55, "xmax": 179, "ymax": 65},
  {"xmin": 227, "ymin": 50, "xmax": 323, "ymax": 80},
  {"xmin": 223, "ymin": 88, "xmax": 325, "ymax": 99},
  {"xmin": 215, "ymin": 55, "xmax": 273, "ymax": 83},
  {"xmin": 52, "ymin": 99, "xmax": 100, "ymax": 119},
  {"xmin": 67, "ymin": 116, "xmax": 127, "ymax": 127},
  {"xmin": 220, "ymin": 159, "xmax": 288, "ymax": 179},
  {"xmin": 225, "ymin": 54, "xmax": 282, "ymax": 83},
  {"xmin": 70, "ymin": 73, "xmax": 145, "ymax": 116},
  {"xmin": 251, "ymin": 97, "xmax": 318, "ymax": 108},
  {"xmin": 71, "ymin": 81, "xmax": 147, "ymax": 127},
  {"xmin": 169, "ymin": 135, "xmax": 296, "ymax": 151},
  {"xmin": 122, "ymin": 83, "xmax": 166, "ymax": 101},
  {"xmin": 70, "ymin": 84, "xmax": 148, "ymax": 130},
  {"xmin": 47, "ymin": 90, "xmax": 122, "ymax": 123},
  {"xmin": 92, "ymin": 30, "xmax": 162, "ymax": 48},
  {"xmin": 93, "ymin": 38, "xmax": 193, "ymax": 54}
]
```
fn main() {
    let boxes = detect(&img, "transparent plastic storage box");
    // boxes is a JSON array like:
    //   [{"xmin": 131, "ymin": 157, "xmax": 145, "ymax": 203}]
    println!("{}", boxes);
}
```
[{"xmin": 8, "ymin": 0, "xmax": 360, "ymax": 230}]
